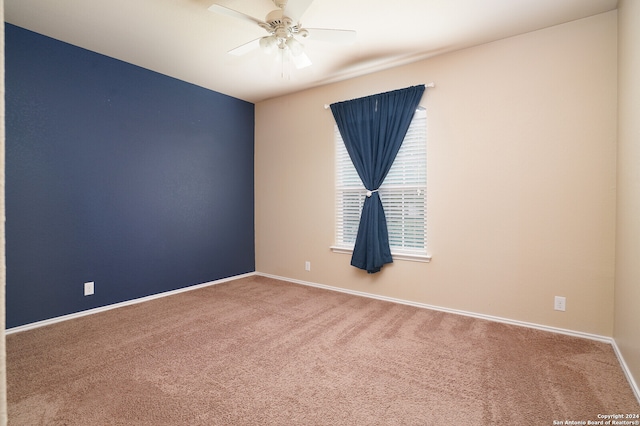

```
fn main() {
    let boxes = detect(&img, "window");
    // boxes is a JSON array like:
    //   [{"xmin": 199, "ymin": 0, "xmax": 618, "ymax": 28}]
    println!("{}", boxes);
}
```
[{"xmin": 332, "ymin": 108, "xmax": 430, "ymax": 262}]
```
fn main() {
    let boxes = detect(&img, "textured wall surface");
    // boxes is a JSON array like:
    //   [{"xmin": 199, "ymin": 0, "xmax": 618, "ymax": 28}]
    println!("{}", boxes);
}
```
[
  {"xmin": 256, "ymin": 12, "xmax": 617, "ymax": 336},
  {"xmin": 5, "ymin": 24, "xmax": 255, "ymax": 328},
  {"xmin": 615, "ymin": 0, "xmax": 640, "ymax": 398}
]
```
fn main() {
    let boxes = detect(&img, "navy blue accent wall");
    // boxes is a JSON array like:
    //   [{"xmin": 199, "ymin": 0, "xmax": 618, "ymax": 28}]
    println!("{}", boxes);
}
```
[{"xmin": 5, "ymin": 24, "xmax": 255, "ymax": 328}]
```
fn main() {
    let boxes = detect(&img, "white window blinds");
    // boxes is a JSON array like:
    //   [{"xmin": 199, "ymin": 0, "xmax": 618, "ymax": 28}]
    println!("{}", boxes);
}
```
[{"xmin": 335, "ymin": 108, "xmax": 427, "ymax": 257}]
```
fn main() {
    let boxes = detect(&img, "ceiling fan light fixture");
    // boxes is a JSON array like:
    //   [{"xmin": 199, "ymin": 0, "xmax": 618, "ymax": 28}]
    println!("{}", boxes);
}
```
[
  {"xmin": 285, "ymin": 37, "xmax": 304, "ymax": 56},
  {"xmin": 259, "ymin": 35, "xmax": 278, "ymax": 53},
  {"xmin": 274, "ymin": 26, "xmax": 289, "ymax": 39}
]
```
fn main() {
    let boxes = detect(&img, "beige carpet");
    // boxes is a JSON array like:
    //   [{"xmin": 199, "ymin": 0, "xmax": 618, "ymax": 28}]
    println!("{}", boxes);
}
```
[{"xmin": 6, "ymin": 275, "xmax": 639, "ymax": 425}]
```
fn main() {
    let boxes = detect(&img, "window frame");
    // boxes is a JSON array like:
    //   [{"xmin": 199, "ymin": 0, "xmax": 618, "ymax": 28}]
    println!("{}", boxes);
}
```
[{"xmin": 331, "ymin": 107, "xmax": 431, "ymax": 263}]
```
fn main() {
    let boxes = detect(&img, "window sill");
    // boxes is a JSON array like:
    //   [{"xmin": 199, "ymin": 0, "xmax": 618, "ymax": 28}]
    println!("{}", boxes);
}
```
[{"xmin": 330, "ymin": 246, "xmax": 432, "ymax": 263}]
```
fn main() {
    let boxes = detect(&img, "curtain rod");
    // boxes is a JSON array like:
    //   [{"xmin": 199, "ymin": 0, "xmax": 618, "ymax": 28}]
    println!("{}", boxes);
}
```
[{"xmin": 323, "ymin": 82, "xmax": 435, "ymax": 109}]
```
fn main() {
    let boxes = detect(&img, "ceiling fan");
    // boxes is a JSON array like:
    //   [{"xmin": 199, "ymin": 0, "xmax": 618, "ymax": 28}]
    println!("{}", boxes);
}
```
[{"xmin": 208, "ymin": 0, "xmax": 357, "ymax": 69}]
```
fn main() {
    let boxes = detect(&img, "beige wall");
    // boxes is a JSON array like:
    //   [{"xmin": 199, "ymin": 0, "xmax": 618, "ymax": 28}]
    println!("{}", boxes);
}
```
[
  {"xmin": 256, "ymin": 11, "xmax": 618, "ymax": 337},
  {"xmin": 615, "ymin": 0, "xmax": 640, "ymax": 394}
]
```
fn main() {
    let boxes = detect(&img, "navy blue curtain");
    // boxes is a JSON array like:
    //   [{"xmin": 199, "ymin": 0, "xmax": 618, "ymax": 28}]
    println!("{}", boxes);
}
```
[{"xmin": 330, "ymin": 85, "xmax": 425, "ymax": 273}]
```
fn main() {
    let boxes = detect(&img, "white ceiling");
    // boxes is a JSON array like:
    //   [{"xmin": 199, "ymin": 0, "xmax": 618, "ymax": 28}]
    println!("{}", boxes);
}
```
[{"xmin": 5, "ymin": 0, "xmax": 617, "ymax": 103}]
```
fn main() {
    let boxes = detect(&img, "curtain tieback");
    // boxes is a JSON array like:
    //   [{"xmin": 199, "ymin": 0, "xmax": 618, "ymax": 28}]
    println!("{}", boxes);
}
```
[{"xmin": 366, "ymin": 189, "xmax": 379, "ymax": 198}]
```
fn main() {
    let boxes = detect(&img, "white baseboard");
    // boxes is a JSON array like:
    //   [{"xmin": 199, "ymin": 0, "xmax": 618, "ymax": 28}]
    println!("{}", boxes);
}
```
[
  {"xmin": 256, "ymin": 272, "xmax": 640, "ymax": 404},
  {"xmin": 256, "ymin": 272, "xmax": 611, "ymax": 341},
  {"xmin": 611, "ymin": 339, "xmax": 640, "ymax": 404},
  {"xmin": 5, "ymin": 272, "xmax": 256, "ymax": 335}
]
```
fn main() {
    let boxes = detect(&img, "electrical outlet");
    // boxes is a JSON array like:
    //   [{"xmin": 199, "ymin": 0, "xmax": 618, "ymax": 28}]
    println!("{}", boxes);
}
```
[
  {"xmin": 554, "ymin": 296, "xmax": 566, "ymax": 311},
  {"xmin": 84, "ymin": 281, "xmax": 95, "ymax": 296},
  {"xmin": 305, "ymin": 261, "xmax": 311, "ymax": 271}
]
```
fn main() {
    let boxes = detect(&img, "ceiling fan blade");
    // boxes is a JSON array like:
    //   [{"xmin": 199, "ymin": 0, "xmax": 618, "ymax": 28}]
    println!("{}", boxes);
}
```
[
  {"xmin": 228, "ymin": 38, "xmax": 261, "ymax": 56},
  {"xmin": 282, "ymin": 0, "xmax": 314, "ymax": 22},
  {"xmin": 208, "ymin": 3, "xmax": 266, "ymax": 26},
  {"xmin": 305, "ymin": 28, "xmax": 357, "ymax": 44},
  {"xmin": 291, "ymin": 51, "xmax": 312, "ymax": 69}
]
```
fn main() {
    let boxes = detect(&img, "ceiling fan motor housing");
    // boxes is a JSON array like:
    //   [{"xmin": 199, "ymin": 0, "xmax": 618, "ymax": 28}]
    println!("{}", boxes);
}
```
[
  {"xmin": 264, "ymin": 9, "xmax": 287, "ymax": 28},
  {"xmin": 261, "ymin": 9, "xmax": 308, "ymax": 48}
]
